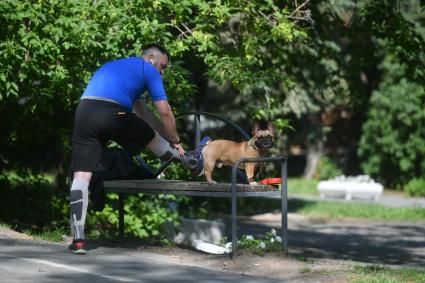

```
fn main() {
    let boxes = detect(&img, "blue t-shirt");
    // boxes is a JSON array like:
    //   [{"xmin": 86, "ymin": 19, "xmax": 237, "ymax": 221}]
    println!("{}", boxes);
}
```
[{"xmin": 81, "ymin": 57, "xmax": 167, "ymax": 111}]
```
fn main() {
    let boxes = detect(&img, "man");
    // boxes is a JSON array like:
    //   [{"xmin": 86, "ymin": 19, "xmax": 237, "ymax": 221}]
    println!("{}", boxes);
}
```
[{"xmin": 69, "ymin": 44, "xmax": 206, "ymax": 254}]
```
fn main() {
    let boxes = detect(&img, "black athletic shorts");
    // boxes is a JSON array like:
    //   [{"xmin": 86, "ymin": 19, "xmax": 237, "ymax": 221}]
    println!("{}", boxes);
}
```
[{"xmin": 71, "ymin": 99, "xmax": 155, "ymax": 172}]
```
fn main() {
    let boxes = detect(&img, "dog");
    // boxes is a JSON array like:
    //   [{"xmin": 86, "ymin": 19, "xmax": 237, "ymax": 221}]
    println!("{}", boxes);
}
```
[{"xmin": 202, "ymin": 121, "xmax": 275, "ymax": 185}]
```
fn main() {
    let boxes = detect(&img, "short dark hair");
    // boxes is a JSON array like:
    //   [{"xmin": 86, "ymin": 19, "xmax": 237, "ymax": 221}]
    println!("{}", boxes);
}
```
[{"xmin": 142, "ymin": 43, "xmax": 170, "ymax": 60}]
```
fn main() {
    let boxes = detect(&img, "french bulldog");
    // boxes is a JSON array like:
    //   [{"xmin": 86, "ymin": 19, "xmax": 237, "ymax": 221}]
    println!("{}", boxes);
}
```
[{"xmin": 202, "ymin": 121, "xmax": 275, "ymax": 185}]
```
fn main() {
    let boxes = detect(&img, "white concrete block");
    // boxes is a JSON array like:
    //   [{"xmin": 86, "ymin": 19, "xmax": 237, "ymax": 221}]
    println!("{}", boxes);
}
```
[{"xmin": 317, "ymin": 176, "xmax": 384, "ymax": 201}]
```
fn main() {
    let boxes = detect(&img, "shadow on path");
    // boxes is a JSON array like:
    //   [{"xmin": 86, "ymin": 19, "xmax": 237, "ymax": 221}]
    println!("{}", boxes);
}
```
[{"xmin": 233, "ymin": 219, "xmax": 425, "ymax": 268}]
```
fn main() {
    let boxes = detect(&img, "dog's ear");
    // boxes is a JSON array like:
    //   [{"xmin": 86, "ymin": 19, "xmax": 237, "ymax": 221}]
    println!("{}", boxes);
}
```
[
  {"xmin": 267, "ymin": 121, "xmax": 275, "ymax": 135},
  {"xmin": 252, "ymin": 122, "xmax": 261, "ymax": 135}
]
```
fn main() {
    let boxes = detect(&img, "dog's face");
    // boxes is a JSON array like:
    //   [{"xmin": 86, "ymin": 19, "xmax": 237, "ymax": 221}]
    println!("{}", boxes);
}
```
[{"xmin": 252, "ymin": 121, "xmax": 275, "ymax": 150}]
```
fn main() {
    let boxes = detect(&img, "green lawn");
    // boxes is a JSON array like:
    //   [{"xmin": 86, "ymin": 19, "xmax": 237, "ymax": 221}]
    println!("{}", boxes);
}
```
[
  {"xmin": 289, "ymin": 199, "xmax": 425, "ymax": 222},
  {"xmin": 287, "ymin": 178, "xmax": 320, "ymax": 195},
  {"xmin": 283, "ymin": 178, "xmax": 425, "ymax": 221},
  {"xmin": 237, "ymin": 196, "xmax": 425, "ymax": 222},
  {"xmin": 350, "ymin": 265, "xmax": 425, "ymax": 283}
]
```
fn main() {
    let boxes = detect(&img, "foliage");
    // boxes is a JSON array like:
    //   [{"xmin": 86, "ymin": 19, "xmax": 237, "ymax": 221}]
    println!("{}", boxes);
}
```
[
  {"xmin": 357, "ymin": 0, "xmax": 425, "ymax": 84},
  {"xmin": 220, "ymin": 229, "xmax": 283, "ymax": 255},
  {"xmin": 24, "ymin": 226, "xmax": 68, "ymax": 242},
  {"xmin": 358, "ymin": 56, "xmax": 425, "ymax": 188},
  {"xmin": 287, "ymin": 178, "xmax": 319, "ymax": 195},
  {"xmin": 405, "ymin": 178, "xmax": 425, "ymax": 197},
  {"xmin": 0, "ymin": 173, "xmax": 55, "ymax": 229},
  {"xmin": 0, "ymin": 0, "xmax": 197, "ymax": 172},
  {"xmin": 86, "ymin": 193, "xmax": 182, "ymax": 239},
  {"xmin": 314, "ymin": 156, "xmax": 343, "ymax": 180},
  {"xmin": 290, "ymin": 199, "xmax": 425, "ymax": 222},
  {"xmin": 0, "ymin": 169, "xmax": 184, "ymax": 240},
  {"xmin": 352, "ymin": 264, "xmax": 425, "ymax": 283}
]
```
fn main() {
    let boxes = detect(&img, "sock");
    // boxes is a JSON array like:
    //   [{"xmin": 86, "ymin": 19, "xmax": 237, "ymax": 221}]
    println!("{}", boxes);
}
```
[{"xmin": 70, "ymin": 178, "xmax": 89, "ymax": 240}]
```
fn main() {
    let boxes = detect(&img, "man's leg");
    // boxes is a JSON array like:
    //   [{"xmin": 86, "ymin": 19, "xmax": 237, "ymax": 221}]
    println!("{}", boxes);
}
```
[
  {"xmin": 70, "ymin": 172, "xmax": 91, "ymax": 240},
  {"xmin": 147, "ymin": 132, "xmax": 183, "ymax": 162},
  {"xmin": 69, "ymin": 99, "xmax": 109, "ymax": 254},
  {"xmin": 113, "ymin": 112, "xmax": 210, "ymax": 175},
  {"xmin": 68, "ymin": 171, "xmax": 91, "ymax": 254},
  {"xmin": 146, "ymin": 132, "xmax": 209, "ymax": 175}
]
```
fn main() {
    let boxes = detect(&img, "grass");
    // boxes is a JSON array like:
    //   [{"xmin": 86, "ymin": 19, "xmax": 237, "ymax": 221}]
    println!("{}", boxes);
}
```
[
  {"xmin": 20, "ymin": 227, "xmax": 67, "ymax": 242},
  {"xmin": 287, "ymin": 178, "xmax": 320, "ymax": 195},
  {"xmin": 292, "ymin": 263, "xmax": 425, "ymax": 282},
  {"xmin": 291, "ymin": 199, "xmax": 425, "ymax": 222},
  {"xmin": 299, "ymin": 267, "xmax": 312, "ymax": 273},
  {"xmin": 0, "ymin": 222, "xmax": 14, "ymax": 230},
  {"xmin": 37, "ymin": 227, "xmax": 68, "ymax": 242},
  {"xmin": 350, "ymin": 264, "xmax": 425, "ymax": 283},
  {"xmin": 235, "ymin": 197, "xmax": 425, "ymax": 222},
  {"xmin": 236, "ymin": 177, "xmax": 425, "ymax": 222}
]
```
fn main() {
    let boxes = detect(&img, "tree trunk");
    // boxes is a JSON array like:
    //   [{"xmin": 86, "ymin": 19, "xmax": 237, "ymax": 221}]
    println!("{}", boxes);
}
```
[{"xmin": 302, "ymin": 140, "xmax": 324, "ymax": 179}]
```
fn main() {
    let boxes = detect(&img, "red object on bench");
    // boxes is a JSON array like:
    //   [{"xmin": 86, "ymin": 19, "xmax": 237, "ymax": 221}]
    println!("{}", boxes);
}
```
[{"xmin": 259, "ymin": 177, "xmax": 282, "ymax": 185}]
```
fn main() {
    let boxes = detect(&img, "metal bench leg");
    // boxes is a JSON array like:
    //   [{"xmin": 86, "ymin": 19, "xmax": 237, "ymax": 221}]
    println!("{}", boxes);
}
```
[
  {"xmin": 231, "ymin": 187, "xmax": 237, "ymax": 259},
  {"xmin": 231, "ymin": 166, "xmax": 238, "ymax": 259},
  {"xmin": 281, "ymin": 159, "xmax": 288, "ymax": 253},
  {"xmin": 119, "ymin": 193, "xmax": 125, "ymax": 238}
]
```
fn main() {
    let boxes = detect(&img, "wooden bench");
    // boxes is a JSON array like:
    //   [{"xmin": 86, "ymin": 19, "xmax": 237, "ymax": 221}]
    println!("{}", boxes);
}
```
[{"xmin": 104, "ymin": 156, "xmax": 288, "ymax": 258}]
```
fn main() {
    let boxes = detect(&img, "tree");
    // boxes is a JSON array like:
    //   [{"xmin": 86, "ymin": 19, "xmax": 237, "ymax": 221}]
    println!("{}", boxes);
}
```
[
  {"xmin": 0, "ymin": 0, "xmax": 196, "ymax": 183},
  {"xmin": 355, "ymin": 0, "xmax": 425, "ymax": 187},
  {"xmin": 358, "ymin": 56, "xmax": 425, "ymax": 188},
  {"xmin": 0, "ymin": 0, "xmax": 306, "ymax": 180}
]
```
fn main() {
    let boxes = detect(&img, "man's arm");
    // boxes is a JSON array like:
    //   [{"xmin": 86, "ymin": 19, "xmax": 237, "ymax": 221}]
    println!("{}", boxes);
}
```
[{"xmin": 133, "ymin": 99, "xmax": 179, "ymax": 144}]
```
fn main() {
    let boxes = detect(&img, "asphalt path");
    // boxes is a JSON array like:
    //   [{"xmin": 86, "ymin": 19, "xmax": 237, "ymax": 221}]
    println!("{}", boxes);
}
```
[
  {"xmin": 237, "ymin": 217, "xmax": 425, "ymax": 268},
  {"xmin": 0, "ymin": 237, "xmax": 285, "ymax": 283}
]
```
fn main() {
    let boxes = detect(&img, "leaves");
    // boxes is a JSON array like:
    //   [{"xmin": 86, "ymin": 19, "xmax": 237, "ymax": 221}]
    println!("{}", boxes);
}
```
[{"xmin": 358, "ymin": 56, "xmax": 425, "ymax": 188}]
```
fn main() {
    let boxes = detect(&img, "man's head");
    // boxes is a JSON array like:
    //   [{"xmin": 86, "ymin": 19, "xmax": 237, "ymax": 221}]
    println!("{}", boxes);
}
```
[{"xmin": 142, "ymin": 43, "xmax": 169, "ymax": 75}]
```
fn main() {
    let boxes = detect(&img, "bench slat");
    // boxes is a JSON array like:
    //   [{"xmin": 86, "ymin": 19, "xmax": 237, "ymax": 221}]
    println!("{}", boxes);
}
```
[{"xmin": 103, "ymin": 179, "xmax": 279, "ymax": 194}]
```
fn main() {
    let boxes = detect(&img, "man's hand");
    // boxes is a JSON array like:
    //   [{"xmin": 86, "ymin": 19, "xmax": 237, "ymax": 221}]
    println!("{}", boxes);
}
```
[{"xmin": 171, "ymin": 143, "xmax": 185, "ymax": 156}]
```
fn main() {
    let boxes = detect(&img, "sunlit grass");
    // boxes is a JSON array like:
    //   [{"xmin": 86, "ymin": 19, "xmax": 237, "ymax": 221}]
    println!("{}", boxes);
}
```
[
  {"xmin": 0, "ymin": 222, "xmax": 13, "ymax": 229},
  {"xmin": 290, "ymin": 199, "xmax": 425, "ymax": 221},
  {"xmin": 350, "ymin": 264, "xmax": 425, "ymax": 283},
  {"xmin": 21, "ymin": 227, "xmax": 68, "ymax": 242},
  {"xmin": 238, "ymin": 197, "xmax": 425, "ymax": 221},
  {"xmin": 287, "ymin": 178, "xmax": 319, "ymax": 195}
]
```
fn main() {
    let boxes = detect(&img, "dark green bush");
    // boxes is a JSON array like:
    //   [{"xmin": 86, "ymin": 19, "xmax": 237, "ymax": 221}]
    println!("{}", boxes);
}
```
[
  {"xmin": 358, "ymin": 56, "xmax": 425, "ymax": 188},
  {"xmin": 86, "ymin": 193, "xmax": 183, "ymax": 239},
  {"xmin": 405, "ymin": 178, "xmax": 425, "ymax": 197},
  {"xmin": 314, "ymin": 156, "xmax": 343, "ymax": 180},
  {"xmin": 0, "ymin": 173, "xmax": 55, "ymax": 230}
]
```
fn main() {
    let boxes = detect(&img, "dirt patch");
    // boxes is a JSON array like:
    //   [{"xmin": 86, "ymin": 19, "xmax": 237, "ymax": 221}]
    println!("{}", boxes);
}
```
[
  {"xmin": 139, "ymin": 245, "xmax": 353, "ymax": 282},
  {"xmin": 0, "ymin": 226, "xmax": 34, "ymax": 240}
]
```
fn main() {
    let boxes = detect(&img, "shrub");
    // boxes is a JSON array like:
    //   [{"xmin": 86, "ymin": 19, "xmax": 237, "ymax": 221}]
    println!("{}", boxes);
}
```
[
  {"xmin": 314, "ymin": 156, "xmax": 343, "ymax": 180},
  {"xmin": 0, "ymin": 173, "xmax": 55, "ymax": 230},
  {"xmin": 358, "ymin": 56, "xmax": 425, "ymax": 188},
  {"xmin": 405, "ymin": 178, "xmax": 425, "ymax": 197},
  {"xmin": 86, "ymin": 193, "xmax": 184, "ymax": 240}
]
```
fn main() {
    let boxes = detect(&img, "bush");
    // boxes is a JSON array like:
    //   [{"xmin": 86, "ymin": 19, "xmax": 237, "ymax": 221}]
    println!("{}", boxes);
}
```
[
  {"xmin": 86, "ymin": 193, "xmax": 185, "ymax": 240},
  {"xmin": 0, "ymin": 173, "xmax": 56, "ymax": 230},
  {"xmin": 405, "ymin": 178, "xmax": 425, "ymax": 197},
  {"xmin": 314, "ymin": 156, "xmax": 343, "ymax": 180},
  {"xmin": 358, "ymin": 56, "xmax": 425, "ymax": 188}
]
